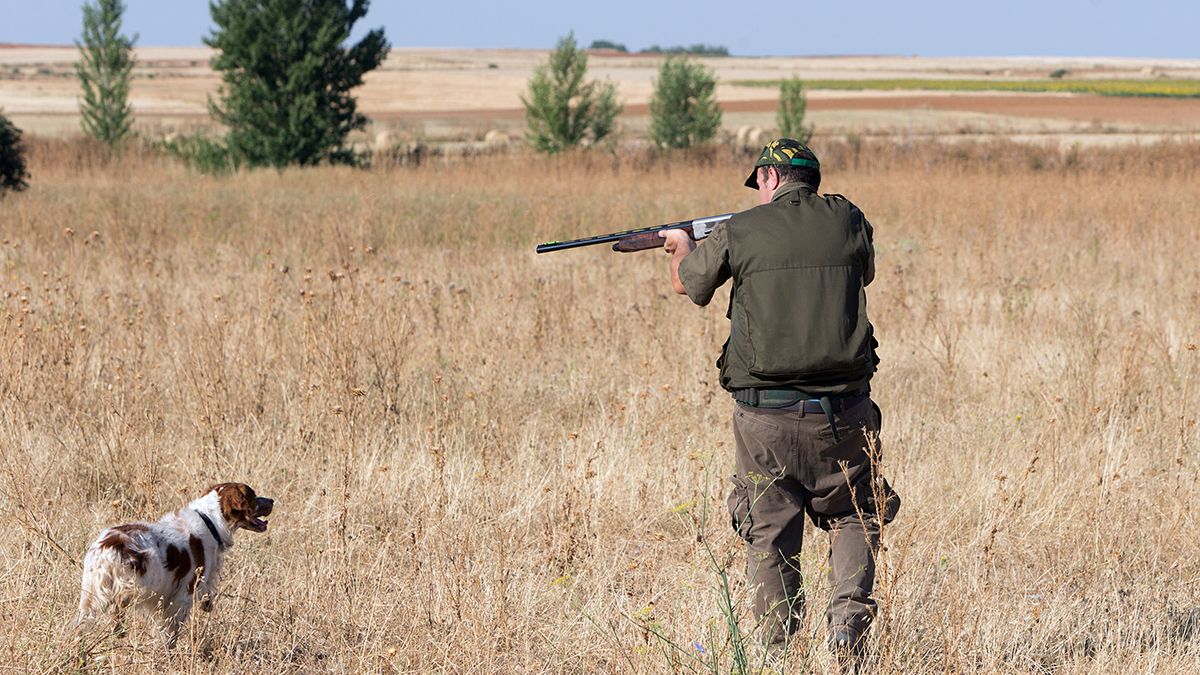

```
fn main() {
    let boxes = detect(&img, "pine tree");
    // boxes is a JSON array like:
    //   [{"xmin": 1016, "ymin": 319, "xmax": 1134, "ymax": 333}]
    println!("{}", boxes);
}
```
[
  {"xmin": 205, "ymin": 0, "xmax": 389, "ymax": 168},
  {"xmin": 0, "ymin": 111, "xmax": 30, "ymax": 196},
  {"xmin": 75, "ymin": 0, "xmax": 136, "ymax": 147},
  {"xmin": 648, "ymin": 56, "xmax": 722, "ymax": 149},
  {"xmin": 522, "ymin": 33, "xmax": 622, "ymax": 154},
  {"xmin": 776, "ymin": 76, "xmax": 813, "ymax": 144}
]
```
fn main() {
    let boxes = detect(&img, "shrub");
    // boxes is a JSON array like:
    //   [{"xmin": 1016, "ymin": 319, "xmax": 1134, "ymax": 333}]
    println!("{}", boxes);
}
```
[
  {"xmin": 522, "ymin": 32, "xmax": 622, "ymax": 153},
  {"xmin": 1050, "ymin": 68, "xmax": 1068, "ymax": 79},
  {"xmin": 776, "ymin": 76, "xmax": 813, "ymax": 144},
  {"xmin": 0, "ymin": 112, "xmax": 30, "ymax": 195},
  {"xmin": 75, "ymin": 0, "xmax": 136, "ymax": 147},
  {"xmin": 648, "ymin": 56, "xmax": 722, "ymax": 149},
  {"xmin": 205, "ymin": 0, "xmax": 389, "ymax": 168},
  {"xmin": 155, "ymin": 133, "xmax": 241, "ymax": 174}
]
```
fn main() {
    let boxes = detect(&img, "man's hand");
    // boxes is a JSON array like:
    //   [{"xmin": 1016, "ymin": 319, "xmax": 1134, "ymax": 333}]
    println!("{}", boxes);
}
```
[
  {"xmin": 659, "ymin": 229, "xmax": 695, "ymax": 295},
  {"xmin": 660, "ymin": 229, "xmax": 694, "ymax": 256}
]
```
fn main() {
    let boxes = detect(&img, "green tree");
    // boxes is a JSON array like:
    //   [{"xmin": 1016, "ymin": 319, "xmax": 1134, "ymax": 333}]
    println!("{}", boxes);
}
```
[
  {"xmin": 776, "ymin": 76, "xmax": 813, "ymax": 144},
  {"xmin": 522, "ymin": 32, "xmax": 622, "ymax": 153},
  {"xmin": 205, "ymin": 0, "xmax": 389, "ymax": 168},
  {"xmin": 0, "ymin": 112, "xmax": 30, "ymax": 196},
  {"xmin": 648, "ymin": 56, "xmax": 722, "ymax": 149},
  {"xmin": 75, "ymin": 0, "xmax": 136, "ymax": 147}
]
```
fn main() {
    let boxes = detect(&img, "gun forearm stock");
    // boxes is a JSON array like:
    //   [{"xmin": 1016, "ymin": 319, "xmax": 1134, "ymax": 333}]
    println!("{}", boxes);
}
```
[{"xmin": 612, "ymin": 231, "xmax": 669, "ymax": 252}]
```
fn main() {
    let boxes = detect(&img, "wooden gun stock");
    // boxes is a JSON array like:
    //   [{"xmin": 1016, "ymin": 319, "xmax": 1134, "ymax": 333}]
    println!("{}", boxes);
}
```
[{"xmin": 612, "ymin": 231, "xmax": 669, "ymax": 252}]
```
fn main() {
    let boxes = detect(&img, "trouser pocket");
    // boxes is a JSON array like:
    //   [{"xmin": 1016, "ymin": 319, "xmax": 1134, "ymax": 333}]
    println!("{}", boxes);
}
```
[
  {"xmin": 816, "ymin": 398, "xmax": 874, "ymax": 442},
  {"xmin": 727, "ymin": 476, "xmax": 752, "ymax": 543}
]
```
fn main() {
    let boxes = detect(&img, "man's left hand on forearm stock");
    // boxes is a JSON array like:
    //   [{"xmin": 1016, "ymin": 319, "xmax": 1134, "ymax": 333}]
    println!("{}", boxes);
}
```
[{"xmin": 659, "ymin": 229, "xmax": 695, "ymax": 295}]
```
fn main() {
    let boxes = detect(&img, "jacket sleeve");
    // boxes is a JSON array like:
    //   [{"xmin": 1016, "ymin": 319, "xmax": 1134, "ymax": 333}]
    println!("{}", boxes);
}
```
[{"xmin": 678, "ymin": 222, "xmax": 732, "ymax": 306}]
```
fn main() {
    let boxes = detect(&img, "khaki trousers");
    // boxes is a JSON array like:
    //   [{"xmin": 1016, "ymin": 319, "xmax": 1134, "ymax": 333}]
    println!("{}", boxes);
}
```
[{"xmin": 726, "ymin": 396, "xmax": 900, "ymax": 644}]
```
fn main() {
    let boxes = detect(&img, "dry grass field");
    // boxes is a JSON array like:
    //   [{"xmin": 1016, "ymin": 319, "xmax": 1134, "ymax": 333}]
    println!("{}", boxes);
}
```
[{"xmin": 1, "ymin": 139, "xmax": 1199, "ymax": 673}]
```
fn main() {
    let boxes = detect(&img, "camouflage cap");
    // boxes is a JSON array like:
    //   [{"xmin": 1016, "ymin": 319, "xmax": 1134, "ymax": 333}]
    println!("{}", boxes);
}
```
[{"xmin": 744, "ymin": 138, "xmax": 821, "ymax": 189}]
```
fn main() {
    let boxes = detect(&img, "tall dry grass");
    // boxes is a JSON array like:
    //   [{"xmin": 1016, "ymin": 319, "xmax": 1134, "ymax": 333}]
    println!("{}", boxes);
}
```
[{"xmin": 0, "ymin": 139, "xmax": 1198, "ymax": 672}]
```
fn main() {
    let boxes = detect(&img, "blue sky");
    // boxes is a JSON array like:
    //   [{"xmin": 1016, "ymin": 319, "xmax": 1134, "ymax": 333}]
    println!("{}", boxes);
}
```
[{"xmin": 1, "ymin": 0, "xmax": 1197, "ymax": 58}]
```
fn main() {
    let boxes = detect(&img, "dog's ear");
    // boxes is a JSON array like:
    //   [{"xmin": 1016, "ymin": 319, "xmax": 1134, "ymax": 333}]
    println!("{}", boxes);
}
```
[
  {"xmin": 206, "ymin": 483, "xmax": 240, "ymax": 497},
  {"xmin": 208, "ymin": 482, "xmax": 258, "ymax": 500},
  {"xmin": 210, "ymin": 483, "xmax": 257, "ymax": 524}
]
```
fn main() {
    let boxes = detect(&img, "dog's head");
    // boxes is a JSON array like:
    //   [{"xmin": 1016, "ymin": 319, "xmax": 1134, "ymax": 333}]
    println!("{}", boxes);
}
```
[{"xmin": 207, "ymin": 483, "xmax": 273, "ymax": 533}]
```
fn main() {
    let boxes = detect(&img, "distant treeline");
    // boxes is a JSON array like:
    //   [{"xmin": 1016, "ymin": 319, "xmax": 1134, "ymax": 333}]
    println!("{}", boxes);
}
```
[{"xmin": 588, "ymin": 39, "xmax": 729, "ymax": 57}]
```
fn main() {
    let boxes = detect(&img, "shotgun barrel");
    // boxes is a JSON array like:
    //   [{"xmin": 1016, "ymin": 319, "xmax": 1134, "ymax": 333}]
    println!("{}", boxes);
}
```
[{"xmin": 535, "ymin": 213, "xmax": 733, "ymax": 254}]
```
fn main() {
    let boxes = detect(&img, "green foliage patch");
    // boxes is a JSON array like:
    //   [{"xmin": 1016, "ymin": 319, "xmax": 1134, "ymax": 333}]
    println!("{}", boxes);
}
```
[
  {"xmin": 588, "ymin": 39, "xmax": 627, "ymax": 52},
  {"xmin": 523, "ymin": 33, "xmax": 622, "ymax": 154},
  {"xmin": 641, "ymin": 44, "xmax": 729, "ymax": 57},
  {"xmin": 155, "ymin": 133, "xmax": 241, "ymax": 174},
  {"xmin": 649, "ymin": 57, "xmax": 722, "ymax": 149},
  {"xmin": 776, "ymin": 77, "xmax": 813, "ymax": 144},
  {"xmin": 76, "ymin": 0, "xmax": 136, "ymax": 147},
  {"xmin": 205, "ymin": 0, "xmax": 389, "ymax": 168},
  {"xmin": 0, "ymin": 112, "xmax": 30, "ymax": 195}
]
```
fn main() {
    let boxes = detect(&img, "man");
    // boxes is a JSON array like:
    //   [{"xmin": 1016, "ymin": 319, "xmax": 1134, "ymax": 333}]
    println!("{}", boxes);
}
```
[{"xmin": 660, "ymin": 139, "xmax": 900, "ymax": 659}]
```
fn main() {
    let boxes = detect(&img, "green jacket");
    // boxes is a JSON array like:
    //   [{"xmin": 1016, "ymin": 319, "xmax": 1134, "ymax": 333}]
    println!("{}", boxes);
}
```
[{"xmin": 678, "ymin": 182, "xmax": 878, "ymax": 396}]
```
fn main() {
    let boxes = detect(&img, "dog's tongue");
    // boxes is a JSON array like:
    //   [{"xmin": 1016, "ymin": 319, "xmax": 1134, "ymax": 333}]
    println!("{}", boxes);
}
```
[{"xmin": 249, "ymin": 516, "xmax": 268, "ymax": 531}]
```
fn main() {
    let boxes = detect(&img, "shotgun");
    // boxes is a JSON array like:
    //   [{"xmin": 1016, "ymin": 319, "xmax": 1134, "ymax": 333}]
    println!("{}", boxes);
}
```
[{"xmin": 535, "ymin": 213, "xmax": 733, "ymax": 254}]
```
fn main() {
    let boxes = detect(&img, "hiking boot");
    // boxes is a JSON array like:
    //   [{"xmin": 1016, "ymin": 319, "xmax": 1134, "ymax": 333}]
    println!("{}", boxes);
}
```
[{"xmin": 829, "ymin": 625, "xmax": 864, "ymax": 672}]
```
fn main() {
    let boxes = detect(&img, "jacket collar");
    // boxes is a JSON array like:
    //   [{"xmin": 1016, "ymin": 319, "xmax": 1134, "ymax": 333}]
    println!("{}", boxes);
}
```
[{"xmin": 771, "ymin": 181, "xmax": 816, "ymax": 203}]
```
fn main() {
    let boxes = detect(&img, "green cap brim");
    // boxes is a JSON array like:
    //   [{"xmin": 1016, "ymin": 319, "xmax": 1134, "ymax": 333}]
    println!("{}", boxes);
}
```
[{"xmin": 744, "ymin": 157, "xmax": 821, "ymax": 190}]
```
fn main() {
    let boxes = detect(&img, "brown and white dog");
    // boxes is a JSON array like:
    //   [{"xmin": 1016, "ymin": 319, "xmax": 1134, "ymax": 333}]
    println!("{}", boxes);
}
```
[{"xmin": 76, "ymin": 483, "xmax": 273, "ymax": 644}]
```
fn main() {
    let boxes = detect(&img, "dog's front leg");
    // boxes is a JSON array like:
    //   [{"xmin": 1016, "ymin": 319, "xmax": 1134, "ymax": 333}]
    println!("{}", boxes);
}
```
[
  {"xmin": 197, "ymin": 565, "xmax": 220, "ymax": 613},
  {"xmin": 159, "ymin": 597, "xmax": 192, "ymax": 648},
  {"xmin": 160, "ymin": 616, "xmax": 180, "ymax": 648},
  {"xmin": 112, "ymin": 604, "xmax": 129, "ymax": 639}
]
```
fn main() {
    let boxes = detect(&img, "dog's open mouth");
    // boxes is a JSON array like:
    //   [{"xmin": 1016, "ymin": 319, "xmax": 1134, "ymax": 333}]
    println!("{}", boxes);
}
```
[{"xmin": 247, "ymin": 499, "xmax": 274, "ymax": 532}]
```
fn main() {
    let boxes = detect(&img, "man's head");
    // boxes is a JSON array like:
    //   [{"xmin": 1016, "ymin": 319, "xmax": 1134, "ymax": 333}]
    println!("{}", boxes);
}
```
[{"xmin": 745, "ymin": 138, "xmax": 821, "ymax": 204}]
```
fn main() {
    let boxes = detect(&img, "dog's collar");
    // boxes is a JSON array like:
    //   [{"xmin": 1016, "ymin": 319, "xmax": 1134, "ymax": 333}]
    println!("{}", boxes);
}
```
[{"xmin": 196, "ymin": 511, "xmax": 229, "ymax": 550}]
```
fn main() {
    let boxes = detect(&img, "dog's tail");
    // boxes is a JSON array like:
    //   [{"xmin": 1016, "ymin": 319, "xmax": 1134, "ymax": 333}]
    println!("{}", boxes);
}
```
[{"xmin": 74, "ymin": 546, "xmax": 139, "ymax": 627}]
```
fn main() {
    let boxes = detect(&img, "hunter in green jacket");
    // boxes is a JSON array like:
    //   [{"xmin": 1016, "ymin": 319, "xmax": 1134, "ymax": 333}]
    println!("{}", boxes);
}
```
[{"xmin": 661, "ymin": 139, "xmax": 900, "ymax": 664}]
